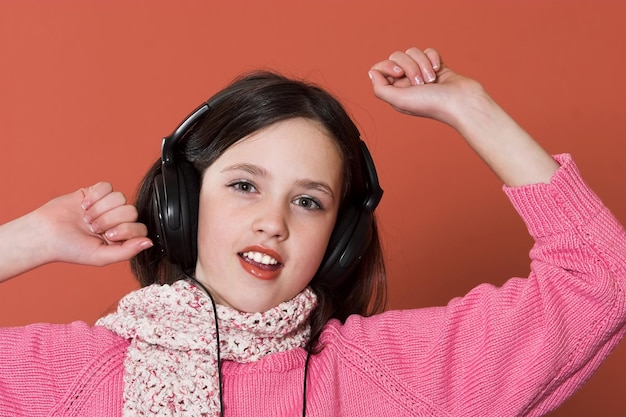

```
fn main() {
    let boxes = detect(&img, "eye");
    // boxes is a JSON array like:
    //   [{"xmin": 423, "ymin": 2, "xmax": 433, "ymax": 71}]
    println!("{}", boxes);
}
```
[
  {"xmin": 293, "ymin": 196, "xmax": 322, "ymax": 211},
  {"xmin": 229, "ymin": 180, "xmax": 257, "ymax": 193}
]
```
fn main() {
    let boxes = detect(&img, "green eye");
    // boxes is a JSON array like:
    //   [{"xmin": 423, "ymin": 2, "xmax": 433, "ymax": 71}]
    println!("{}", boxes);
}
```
[
  {"xmin": 294, "ymin": 196, "xmax": 322, "ymax": 210},
  {"xmin": 230, "ymin": 181, "xmax": 256, "ymax": 193}
]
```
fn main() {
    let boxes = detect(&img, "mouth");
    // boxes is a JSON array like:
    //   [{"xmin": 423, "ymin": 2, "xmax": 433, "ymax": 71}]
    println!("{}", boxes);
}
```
[
  {"xmin": 240, "ymin": 251, "xmax": 280, "ymax": 267},
  {"xmin": 238, "ymin": 248, "xmax": 283, "ymax": 280}
]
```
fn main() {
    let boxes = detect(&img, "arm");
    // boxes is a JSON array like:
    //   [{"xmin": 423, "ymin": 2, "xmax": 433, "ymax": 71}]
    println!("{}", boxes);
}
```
[
  {"xmin": 369, "ymin": 47, "xmax": 559, "ymax": 186},
  {"xmin": 0, "ymin": 182, "xmax": 152, "ymax": 282},
  {"xmin": 363, "ymin": 47, "xmax": 626, "ymax": 415},
  {"xmin": 0, "ymin": 322, "xmax": 127, "ymax": 416}
]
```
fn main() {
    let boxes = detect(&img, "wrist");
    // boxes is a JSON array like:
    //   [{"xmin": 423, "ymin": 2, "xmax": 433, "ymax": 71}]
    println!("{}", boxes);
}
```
[
  {"xmin": 0, "ymin": 210, "xmax": 55, "ymax": 282},
  {"xmin": 445, "ymin": 88, "xmax": 559, "ymax": 186},
  {"xmin": 445, "ymin": 83, "xmax": 500, "ymax": 135},
  {"xmin": 25, "ymin": 208, "xmax": 61, "ymax": 265}
]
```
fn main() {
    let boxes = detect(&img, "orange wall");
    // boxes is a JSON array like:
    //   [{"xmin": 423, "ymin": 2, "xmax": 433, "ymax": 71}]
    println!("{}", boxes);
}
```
[{"xmin": 1, "ymin": 1, "xmax": 625, "ymax": 415}]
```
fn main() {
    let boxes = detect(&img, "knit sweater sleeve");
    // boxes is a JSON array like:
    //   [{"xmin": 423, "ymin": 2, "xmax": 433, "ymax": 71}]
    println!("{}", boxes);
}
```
[
  {"xmin": 325, "ymin": 154, "xmax": 626, "ymax": 416},
  {"xmin": 0, "ymin": 321, "xmax": 128, "ymax": 417}
]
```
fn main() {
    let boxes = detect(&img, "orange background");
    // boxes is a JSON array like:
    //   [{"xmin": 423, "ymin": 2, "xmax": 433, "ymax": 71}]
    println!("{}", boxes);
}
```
[{"xmin": 1, "ymin": 1, "xmax": 625, "ymax": 415}]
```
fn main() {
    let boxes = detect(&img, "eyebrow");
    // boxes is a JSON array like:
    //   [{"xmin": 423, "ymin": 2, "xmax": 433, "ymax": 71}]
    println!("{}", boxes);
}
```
[
  {"xmin": 222, "ymin": 163, "xmax": 336, "ymax": 200},
  {"xmin": 296, "ymin": 179, "xmax": 335, "ymax": 200},
  {"xmin": 222, "ymin": 163, "xmax": 267, "ymax": 177}
]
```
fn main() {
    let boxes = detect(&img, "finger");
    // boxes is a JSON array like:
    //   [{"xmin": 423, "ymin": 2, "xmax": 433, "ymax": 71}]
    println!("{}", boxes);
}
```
[
  {"xmin": 389, "ymin": 51, "xmax": 425, "ymax": 85},
  {"xmin": 91, "ymin": 238, "xmax": 153, "ymax": 267},
  {"xmin": 369, "ymin": 68, "xmax": 413, "ymax": 92},
  {"xmin": 81, "ymin": 182, "xmax": 113, "ymax": 210},
  {"xmin": 84, "ymin": 191, "xmax": 128, "ymax": 225},
  {"xmin": 404, "ymin": 47, "xmax": 438, "ymax": 84},
  {"xmin": 102, "ymin": 221, "xmax": 149, "ymax": 243},
  {"xmin": 424, "ymin": 47, "xmax": 443, "ymax": 72},
  {"xmin": 370, "ymin": 59, "xmax": 406, "ymax": 82},
  {"xmin": 89, "ymin": 204, "xmax": 138, "ymax": 234},
  {"xmin": 369, "ymin": 70, "xmax": 414, "ymax": 108},
  {"xmin": 368, "ymin": 69, "xmax": 391, "ymax": 92}
]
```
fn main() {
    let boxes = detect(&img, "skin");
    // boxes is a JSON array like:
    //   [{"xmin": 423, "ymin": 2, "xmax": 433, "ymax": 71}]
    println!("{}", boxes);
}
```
[
  {"xmin": 368, "ymin": 47, "xmax": 559, "ymax": 186},
  {"xmin": 194, "ymin": 118, "xmax": 343, "ymax": 312},
  {"xmin": 0, "ymin": 47, "xmax": 559, "ymax": 302},
  {"xmin": 0, "ymin": 182, "xmax": 151, "ymax": 281}
]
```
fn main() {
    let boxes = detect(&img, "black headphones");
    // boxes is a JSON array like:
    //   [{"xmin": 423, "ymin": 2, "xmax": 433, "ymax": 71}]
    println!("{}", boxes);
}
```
[{"xmin": 153, "ymin": 101, "xmax": 383, "ymax": 288}]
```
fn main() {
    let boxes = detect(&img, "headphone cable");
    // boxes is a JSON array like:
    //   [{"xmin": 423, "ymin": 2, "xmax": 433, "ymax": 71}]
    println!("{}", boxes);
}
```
[
  {"xmin": 302, "ymin": 349, "xmax": 312, "ymax": 417},
  {"xmin": 183, "ymin": 273, "xmax": 225, "ymax": 417},
  {"xmin": 182, "ymin": 273, "xmax": 310, "ymax": 417}
]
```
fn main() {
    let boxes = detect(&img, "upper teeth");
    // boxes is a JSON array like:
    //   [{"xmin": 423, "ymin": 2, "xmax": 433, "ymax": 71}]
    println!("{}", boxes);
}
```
[{"xmin": 243, "ymin": 251, "xmax": 278, "ymax": 265}]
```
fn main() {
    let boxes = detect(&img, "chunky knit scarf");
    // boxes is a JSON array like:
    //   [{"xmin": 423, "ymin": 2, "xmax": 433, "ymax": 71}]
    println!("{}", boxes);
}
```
[{"xmin": 96, "ymin": 280, "xmax": 317, "ymax": 416}]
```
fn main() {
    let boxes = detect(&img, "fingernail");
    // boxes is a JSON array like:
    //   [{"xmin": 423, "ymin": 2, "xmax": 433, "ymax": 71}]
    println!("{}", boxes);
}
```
[
  {"xmin": 425, "ymin": 72, "xmax": 436, "ymax": 83},
  {"xmin": 393, "ymin": 66, "xmax": 403, "ymax": 73},
  {"xmin": 89, "ymin": 220, "xmax": 101, "ymax": 233},
  {"xmin": 83, "ymin": 214, "xmax": 92, "ymax": 224},
  {"xmin": 105, "ymin": 229, "xmax": 117, "ymax": 239},
  {"xmin": 139, "ymin": 240, "xmax": 154, "ymax": 250},
  {"xmin": 81, "ymin": 200, "xmax": 90, "ymax": 210},
  {"xmin": 368, "ymin": 71, "xmax": 374, "ymax": 81},
  {"xmin": 414, "ymin": 76, "xmax": 424, "ymax": 85}
]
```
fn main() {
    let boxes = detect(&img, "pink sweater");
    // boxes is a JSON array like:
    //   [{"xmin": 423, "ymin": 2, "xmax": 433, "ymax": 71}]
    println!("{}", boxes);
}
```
[{"xmin": 1, "ymin": 154, "xmax": 626, "ymax": 417}]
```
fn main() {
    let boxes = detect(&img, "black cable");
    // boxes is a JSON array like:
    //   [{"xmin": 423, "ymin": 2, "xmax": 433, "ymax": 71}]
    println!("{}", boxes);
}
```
[
  {"xmin": 302, "ymin": 349, "xmax": 311, "ymax": 417},
  {"xmin": 183, "ymin": 273, "xmax": 225, "ymax": 417},
  {"xmin": 182, "ymin": 273, "xmax": 311, "ymax": 417}
]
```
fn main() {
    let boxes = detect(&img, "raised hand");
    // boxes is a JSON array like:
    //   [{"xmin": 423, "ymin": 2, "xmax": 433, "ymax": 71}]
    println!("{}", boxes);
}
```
[
  {"xmin": 0, "ymin": 182, "xmax": 152, "ymax": 281},
  {"xmin": 368, "ymin": 47, "xmax": 486, "ymax": 127},
  {"xmin": 369, "ymin": 46, "xmax": 559, "ymax": 186}
]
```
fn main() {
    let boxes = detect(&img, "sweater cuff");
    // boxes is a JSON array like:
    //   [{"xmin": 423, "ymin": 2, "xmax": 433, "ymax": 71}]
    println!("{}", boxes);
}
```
[{"xmin": 503, "ymin": 154, "xmax": 606, "ymax": 238}]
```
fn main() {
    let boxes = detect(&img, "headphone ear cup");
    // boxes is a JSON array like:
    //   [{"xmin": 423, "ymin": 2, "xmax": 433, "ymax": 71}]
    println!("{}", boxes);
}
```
[
  {"xmin": 178, "ymin": 161, "xmax": 200, "ymax": 269},
  {"xmin": 315, "ymin": 202, "xmax": 373, "ymax": 287},
  {"xmin": 152, "ymin": 160, "xmax": 200, "ymax": 272},
  {"xmin": 153, "ymin": 172, "xmax": 169, "ymax": 259}
]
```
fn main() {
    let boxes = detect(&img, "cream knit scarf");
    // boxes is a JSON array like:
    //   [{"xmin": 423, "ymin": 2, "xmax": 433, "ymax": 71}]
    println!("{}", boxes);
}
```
[{"xmin": 96, "ymin": 280, "xmax": 317, "ymax": 416}]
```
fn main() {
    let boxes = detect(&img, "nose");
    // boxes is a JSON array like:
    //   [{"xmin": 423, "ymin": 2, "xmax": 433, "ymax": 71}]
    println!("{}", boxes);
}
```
[{"xmin": 251, "ymin": 198, "xmax": 289, "ymax": 241}]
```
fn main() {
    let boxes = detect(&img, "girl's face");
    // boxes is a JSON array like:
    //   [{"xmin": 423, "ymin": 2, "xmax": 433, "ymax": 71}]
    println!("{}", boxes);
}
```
[{"xmin": 194, "ymin": 118, "xmax": 344, "ymax": 312}]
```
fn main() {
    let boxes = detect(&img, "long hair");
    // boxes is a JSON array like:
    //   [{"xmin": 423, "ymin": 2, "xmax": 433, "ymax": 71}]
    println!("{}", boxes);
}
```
[{"xmin": 131, "ymin": 71, "xmax": 387, "ymax": 350}]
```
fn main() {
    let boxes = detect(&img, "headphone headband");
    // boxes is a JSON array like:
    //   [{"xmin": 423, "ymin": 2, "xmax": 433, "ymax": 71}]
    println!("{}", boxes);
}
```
[{"xmin": 161, "ymin": 103, "xmax": 210, "ymax": 165}]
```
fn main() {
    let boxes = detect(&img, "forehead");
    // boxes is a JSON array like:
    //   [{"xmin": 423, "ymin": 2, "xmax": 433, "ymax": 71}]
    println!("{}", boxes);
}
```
[{"xmin": 208, "ymin": 118, "xmax": 344, "ymax": 189}]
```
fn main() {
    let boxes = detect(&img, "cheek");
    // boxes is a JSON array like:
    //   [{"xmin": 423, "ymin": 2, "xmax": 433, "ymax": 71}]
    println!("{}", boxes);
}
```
[
  {"xmin": 196, "ymin": 199, "xmax": 233, "ymax": 258},
  {"xmin": 296, "ymin": 217, "xmax": 337, "ymax": 271}
]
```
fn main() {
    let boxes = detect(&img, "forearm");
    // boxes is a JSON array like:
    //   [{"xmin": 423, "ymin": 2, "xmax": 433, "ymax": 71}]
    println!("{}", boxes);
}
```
[
  {"xmin": 370, "ymin": 48, "xmax": 560, "ymax": 186},
  {"xmin": 449, "ymin": 87, "xmax": 559, "ymax": 187},
  {"xmin": 0, "ymin": 211, "xmax": 53, "ymax": 282}
]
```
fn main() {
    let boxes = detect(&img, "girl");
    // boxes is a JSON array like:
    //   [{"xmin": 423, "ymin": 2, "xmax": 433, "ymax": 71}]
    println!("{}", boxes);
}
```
[{"xmin": 1, "ymin": 47, "xmax": 625, "ymax": 417}]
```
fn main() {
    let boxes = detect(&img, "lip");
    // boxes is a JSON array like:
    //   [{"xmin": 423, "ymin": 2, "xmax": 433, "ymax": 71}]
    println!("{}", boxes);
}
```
[{"xmin": 238, "ymin": 246, "xmax": 284, "ymax": 280}]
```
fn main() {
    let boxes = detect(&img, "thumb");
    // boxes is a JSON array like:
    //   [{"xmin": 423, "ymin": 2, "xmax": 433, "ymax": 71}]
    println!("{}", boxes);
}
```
[
  {"xmin": 368, "ymin": 69, "xmax": 416, "ymax": 112},
  {"xmin": 90, "ymin": 238, "xmax": 153, "ymax": 267},
  {"xmin": 368, "ymin": 69, "xmax": 391, "ymax": 98}
]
